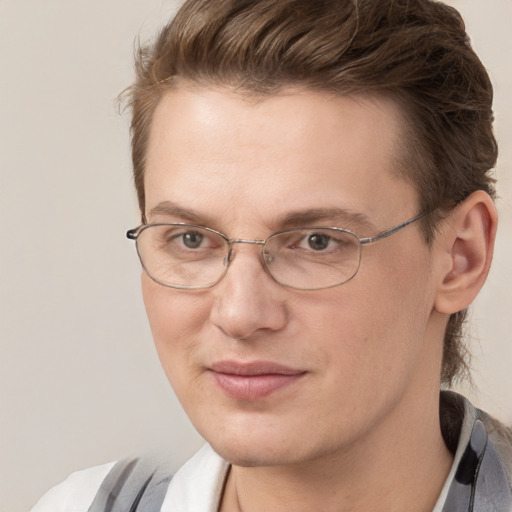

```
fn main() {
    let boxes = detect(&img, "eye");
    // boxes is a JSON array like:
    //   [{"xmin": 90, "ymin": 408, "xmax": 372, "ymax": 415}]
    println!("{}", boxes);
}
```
[
  {"xmin": 157, "ymin": 226, "xmax": 220, "ymax": 253},
  {"xmin": 181, "ymin": 231, "xmax": 204, "ymax": 249},
  {"xmin": 305, "ymin": 233, "xmax": 331, "ymax": 251},
  {"xmin": 273, "ymin": 229, "xmax": 349, "ymax": 254},
  {"xmin": 284, "ymin": 229, "xmax": 354, "ymax": 255}
]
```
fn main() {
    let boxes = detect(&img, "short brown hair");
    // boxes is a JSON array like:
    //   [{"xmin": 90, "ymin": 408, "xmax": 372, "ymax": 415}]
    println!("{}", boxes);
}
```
[{"xmin": 123, "ymin": 0, "xmax": 498, "ymax": 385}]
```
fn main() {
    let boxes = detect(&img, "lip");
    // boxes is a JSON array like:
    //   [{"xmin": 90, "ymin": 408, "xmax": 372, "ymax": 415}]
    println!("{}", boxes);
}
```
[{"xmin": 208, "ymin": 360, "xmax": 306, "ymax": 400}]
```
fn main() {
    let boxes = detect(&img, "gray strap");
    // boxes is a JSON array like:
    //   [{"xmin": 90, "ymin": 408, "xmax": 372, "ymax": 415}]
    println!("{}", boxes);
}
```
[{"xmin": 88, "ymin": 458, "xmax": 172, "ymax": 512}]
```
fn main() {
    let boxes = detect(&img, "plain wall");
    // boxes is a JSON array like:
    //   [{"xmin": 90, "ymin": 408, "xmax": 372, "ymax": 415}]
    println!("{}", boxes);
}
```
[{"xmin": 0, "ymin": 1, "xmax": 510, "ymax": 511}]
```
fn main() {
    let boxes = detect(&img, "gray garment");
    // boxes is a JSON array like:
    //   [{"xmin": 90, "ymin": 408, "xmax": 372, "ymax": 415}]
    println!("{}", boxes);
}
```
[
  {"xmin": 87, "ymin": 458, "xmax": 172, "ymax": 512},
  {"xmin": 88, "ymin": 392, "xmax": 512, "ymax": 512},
  {"xmin": 439, "ymin": 391, "xmax": 512, "ymax": 511}
]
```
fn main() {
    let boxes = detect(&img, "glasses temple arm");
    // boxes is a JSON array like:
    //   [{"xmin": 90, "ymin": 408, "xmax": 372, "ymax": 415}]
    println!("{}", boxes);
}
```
[
  {"xmin": 359, "ymin": 210, "xmax": 431, "ymax": 245},
  {"xmin": 126, "ymin": 227, "xmax": 143, "ymax": 240}
]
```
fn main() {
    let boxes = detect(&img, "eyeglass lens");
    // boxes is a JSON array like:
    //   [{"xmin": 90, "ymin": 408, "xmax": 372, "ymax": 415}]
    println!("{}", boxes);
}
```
[{"xmin": 135, "ymin": 225, "xmax": 362, "ymax": 290}]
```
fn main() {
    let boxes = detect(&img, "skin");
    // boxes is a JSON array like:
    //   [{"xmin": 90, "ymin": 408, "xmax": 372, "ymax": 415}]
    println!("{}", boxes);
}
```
[{"xmin": 142, "ymin": 87, "xmax": 459, "ymax": 511}]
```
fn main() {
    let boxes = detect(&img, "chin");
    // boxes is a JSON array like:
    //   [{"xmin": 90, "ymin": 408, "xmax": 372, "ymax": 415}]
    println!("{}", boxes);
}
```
[
  {"xmin": 202, "ymin": 420, "xmax": 337, "ymax": 469},
  {"xmin": 210, "ymin": 439, "xmax": 300, "ymax": 468}
]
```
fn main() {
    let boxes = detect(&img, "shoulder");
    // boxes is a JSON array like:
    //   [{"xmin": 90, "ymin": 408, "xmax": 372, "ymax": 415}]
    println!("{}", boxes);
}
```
[
  {"xmin": 31, "ymin": 458, "xmax": 175, "ymax": 512},
  {"xmin": 478, "ymin": 407, "xmax": 512, "ymax": 487},
  {"xmin": 30, "ymin": 461, "xmax": 116, "ymax": 512},
  {"xmin": 30, "ymin": 446, "xmax": 229, "ymax": 512},
  {"xmin": 440, "ymin": 391, "xmax": 512, "ymax": 504}
]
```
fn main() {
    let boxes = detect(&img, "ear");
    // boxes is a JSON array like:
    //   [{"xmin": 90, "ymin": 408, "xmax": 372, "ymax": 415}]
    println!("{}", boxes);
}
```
[{"xmin": 434, "ymin": 190, "xmax": 498, "ymax": 314}]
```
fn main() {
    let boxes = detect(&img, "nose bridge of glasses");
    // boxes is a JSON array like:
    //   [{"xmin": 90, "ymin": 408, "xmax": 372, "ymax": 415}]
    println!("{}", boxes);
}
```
[
  {"xmin": 225, "ymin": 238, "xmax": 267, "ymax": 264},
  {"xmin": 229, "ymin": 238, "xmax": 266, "ymax": 246}
]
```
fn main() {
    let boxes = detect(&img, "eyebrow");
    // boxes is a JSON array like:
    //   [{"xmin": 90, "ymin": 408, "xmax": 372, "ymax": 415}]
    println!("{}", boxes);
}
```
[
  {"xmin": 277, "ymin": 208, "xmax": 376, "ymax": 231},
  {"xmin": 148, "ymin": 201, "xmax": 215, "ymax": 225},
  {"xmin": 148, "ymin": 201, "xmax": 376, "ymax": 233}
]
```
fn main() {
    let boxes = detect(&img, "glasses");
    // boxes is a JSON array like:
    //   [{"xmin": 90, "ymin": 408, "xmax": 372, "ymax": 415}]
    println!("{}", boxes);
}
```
[{"xmin": 126, "ymin": 211, "xmax": 429, "ymax": 291}]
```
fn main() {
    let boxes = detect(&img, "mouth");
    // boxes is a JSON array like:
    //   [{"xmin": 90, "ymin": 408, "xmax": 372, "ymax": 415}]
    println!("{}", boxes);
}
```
[{"xmin": 208, "ymin": 360, "xmax": 306, "ymax": 400}]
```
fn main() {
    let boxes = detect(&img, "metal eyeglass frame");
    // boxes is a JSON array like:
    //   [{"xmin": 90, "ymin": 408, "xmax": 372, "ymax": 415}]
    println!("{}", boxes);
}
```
[{"xmin": 126, "ymin": 210, "xmax": 430, "ymax": 290}]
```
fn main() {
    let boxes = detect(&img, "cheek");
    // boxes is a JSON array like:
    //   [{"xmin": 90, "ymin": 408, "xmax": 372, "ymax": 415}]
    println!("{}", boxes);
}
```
[
  {"xmin": 318, "ymin": 250, "xmax": 434, "ymax": 385},
  {"xmin": 357, "ymin": 241, "xmax": 434, "ymax": 321},
  {"xmin": 141, "ymin": 274, "xmax": 210, "ymax": 387}
]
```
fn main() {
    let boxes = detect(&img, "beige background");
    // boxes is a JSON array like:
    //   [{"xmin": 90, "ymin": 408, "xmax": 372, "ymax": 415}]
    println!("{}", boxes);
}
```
[{"xmin": 0, "ymin": 1, "xmax": 510, "ymax": 511}]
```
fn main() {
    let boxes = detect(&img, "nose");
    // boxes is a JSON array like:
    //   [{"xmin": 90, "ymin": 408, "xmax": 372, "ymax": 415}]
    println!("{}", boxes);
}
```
[{"xmin": 209, "ymin": 245, "xmax": 288, "ymax": 340}]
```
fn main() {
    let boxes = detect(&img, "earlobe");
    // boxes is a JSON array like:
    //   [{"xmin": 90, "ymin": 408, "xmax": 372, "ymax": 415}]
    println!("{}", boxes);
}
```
[{"xmin": 434, "ymin": 190, "xmax": 497, "ymax": 315}]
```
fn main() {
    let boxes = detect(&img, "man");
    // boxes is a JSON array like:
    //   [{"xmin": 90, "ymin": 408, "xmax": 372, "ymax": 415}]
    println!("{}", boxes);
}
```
[{"xmin": 32, "ymin": 0, "xmax": 512, "ymax": 511}]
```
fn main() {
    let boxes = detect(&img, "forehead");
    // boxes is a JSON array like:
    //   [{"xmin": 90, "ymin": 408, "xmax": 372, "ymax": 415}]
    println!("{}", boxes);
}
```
[{"xmin": 144, "ymin": 86, "xmax": 418, "ymax": 231}]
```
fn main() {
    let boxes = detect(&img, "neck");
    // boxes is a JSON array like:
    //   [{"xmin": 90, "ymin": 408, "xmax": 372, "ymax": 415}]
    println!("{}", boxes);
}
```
[{"xmin": 220, "ymin": 388, "xmax": 453, "ymax": 512}]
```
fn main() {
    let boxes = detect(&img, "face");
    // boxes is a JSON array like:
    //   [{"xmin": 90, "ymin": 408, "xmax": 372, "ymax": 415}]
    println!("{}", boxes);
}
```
[{"xmin": 141, "ymin": 87, "xmax": 444, "ymax": 467}]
